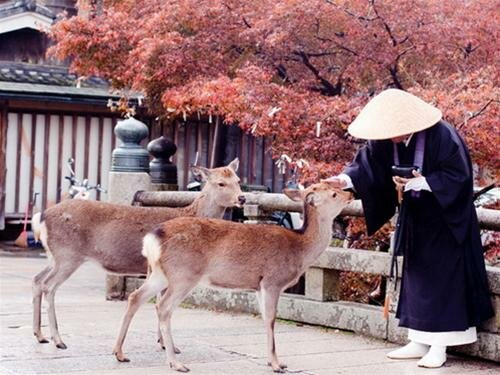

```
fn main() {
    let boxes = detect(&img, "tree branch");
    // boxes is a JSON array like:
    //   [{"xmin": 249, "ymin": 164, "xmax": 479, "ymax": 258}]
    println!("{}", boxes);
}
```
[
  {"xmin": 387, "ymin": 45, "xmax": 415, "ymax": 89},
  {"xmin": 325, "ymin": 0, "xmax": 378, "ymax": 21},
  {"xmin": 303, "ymin": 51, "xmax": 338, "ymax": 57},
  {"xmin": 222, "ymin": 2, "xmax": 252, "ymax": 28},
  {"xmin": 388, "ymin": 66, "xmax": 403, "ymax": 89},
  {"xmin": 457, "ymin": 99, "xmax": 497, "ymax": 129},
  {"xmin": 293, "ymin": 50, "xmax": 342, "ymax": 96},
  {"xmin": 313, "ymin": 35, "xmax": 359, "ymax": 56},
  {"xmin": 242, "ymin": 16, "xmax": 252, "ymax": 28},
  {"xmin": 370, "ymin": 1, "xmax": 397, "ymax": 46},
  {"xmin": 276, "ymin": 64, "xmax": 293, "ymax": 83}
]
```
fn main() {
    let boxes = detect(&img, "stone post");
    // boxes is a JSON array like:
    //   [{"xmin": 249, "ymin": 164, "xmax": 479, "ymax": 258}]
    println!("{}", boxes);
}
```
[
  {"xmin": 108, "ymin": 117, "xmax": 151, "ymax": 204},
  {"xmin": 106, "ymin": 117, "xmax": 151, "ymax": 300},
  {"xmin": 243, "ymin": 204, "xmax": 275, "ymax": 224},
  {"xmin": 147, "ymin": 136, "xmax": 178, "ymax": 191},
  {"xmin": 385, "ymin": 231, "xmax": 401, "ymax": 312},
  {"xmin": 304, "ymin": 267, "xmax": 341, "ymax": 301}
]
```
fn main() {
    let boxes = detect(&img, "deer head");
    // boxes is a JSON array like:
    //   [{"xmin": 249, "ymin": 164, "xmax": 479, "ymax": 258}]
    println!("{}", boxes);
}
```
[
  {"xmin": 190, "ymin": 158, "xmax": 245, "ymax": 208},
  {"xmin": 284, "ymin": 182, "xmax": 352, "ymax": 217}
]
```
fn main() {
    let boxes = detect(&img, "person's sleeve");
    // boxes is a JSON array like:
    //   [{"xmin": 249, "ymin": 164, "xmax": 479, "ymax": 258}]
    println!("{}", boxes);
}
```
[
  {"xmin": 343, "ymin": 141, "xmax": 397, "ymax": 235},
  {"xmin": 404, "ymin": 176, "xmax": 431, "ymax": 192},
  {"xmin": 337, "ymin": 173, "xmax": 355, "ymax": 190},
  {"xmin": 425, "ymin": 133, "xmax": 473, "ymax": 244}
]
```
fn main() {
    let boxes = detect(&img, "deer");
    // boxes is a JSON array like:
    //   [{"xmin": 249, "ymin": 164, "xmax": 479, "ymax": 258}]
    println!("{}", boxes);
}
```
[
  {"xmin": 33, "ymin": 158, "xmax": 245, "ymax": 350},
  {"xmin": 112, "ymin": 183, "xmax": 352, "ymax": 373}
]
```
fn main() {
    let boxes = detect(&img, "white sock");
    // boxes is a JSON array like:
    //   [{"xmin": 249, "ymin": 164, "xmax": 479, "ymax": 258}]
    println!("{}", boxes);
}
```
[
  {"xmin": 417, "ymin": 345, "xmax": 447, "ymax": 368},
  {"xmin": 386, "ymin": 341, "xmax": 429, "ymax": 359}
]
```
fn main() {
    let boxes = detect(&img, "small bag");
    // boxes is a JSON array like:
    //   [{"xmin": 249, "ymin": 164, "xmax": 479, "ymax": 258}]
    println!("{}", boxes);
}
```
[{"xmin": 391, "ymin": 165, "xmax": 420, "ymax": 179}]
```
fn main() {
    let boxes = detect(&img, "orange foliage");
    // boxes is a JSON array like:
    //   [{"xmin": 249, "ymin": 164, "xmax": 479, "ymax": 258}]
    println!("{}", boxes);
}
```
[{"xmin": 50, "ymin": 0, "xmax": 499, "ymax": 179}]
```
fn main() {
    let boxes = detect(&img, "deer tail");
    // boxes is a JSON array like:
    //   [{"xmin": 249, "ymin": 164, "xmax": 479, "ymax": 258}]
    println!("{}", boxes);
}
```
[
  {"xmin": 31, "ymin": 212, "xmax": 42, "ymax": 242},
  {"xmin": 142, "ymin": 231, "xmax": 163, "ymax": 266}
]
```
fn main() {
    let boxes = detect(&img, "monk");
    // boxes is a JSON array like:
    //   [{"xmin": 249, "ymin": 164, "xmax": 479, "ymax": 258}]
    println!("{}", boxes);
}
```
[{"xmin": 324, "ymin": 89, "xmax": 493, "ymax": 368}]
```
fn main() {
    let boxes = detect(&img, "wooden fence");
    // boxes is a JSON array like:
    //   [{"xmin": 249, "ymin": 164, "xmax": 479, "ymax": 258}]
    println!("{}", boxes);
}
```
[
  {"xmin": 151, "ymin": 118, "xmax": 287, "ymax": 191},
  {"xmin": 2, "ymin": 110, "xmax": 120, "ymax": 218},
  {"xmin": 1, "ymin": 113, "xmax": 287, "ymax": 229}
]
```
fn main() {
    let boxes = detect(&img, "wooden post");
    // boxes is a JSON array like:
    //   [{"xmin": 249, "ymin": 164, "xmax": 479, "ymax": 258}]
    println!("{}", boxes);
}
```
[{"xmin": 0, "ymin": 103, "xmax": 7, "ymax": 230}]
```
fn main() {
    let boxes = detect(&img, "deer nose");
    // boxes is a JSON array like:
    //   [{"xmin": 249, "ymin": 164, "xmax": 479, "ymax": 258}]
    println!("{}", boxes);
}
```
[{"xmin": 238, "ymin": 195, "xmax": 246, "ymax": 205}]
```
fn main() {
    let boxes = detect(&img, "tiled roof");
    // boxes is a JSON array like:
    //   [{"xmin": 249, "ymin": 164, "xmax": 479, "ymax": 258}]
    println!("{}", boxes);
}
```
[
  {"xmin": 0, "ymin": 61, "xmax": 108, "ymax": 88},
  {"xmin": 0, "ymin": 81, "xmax": 116, "ymax": 98},
  {"xmin": 0, "ymin": 1, "xmax": 55, "ymax": 20},
  {"xmin": 0, "ymin": 61, "xmax": 142, "ymax": 104}
]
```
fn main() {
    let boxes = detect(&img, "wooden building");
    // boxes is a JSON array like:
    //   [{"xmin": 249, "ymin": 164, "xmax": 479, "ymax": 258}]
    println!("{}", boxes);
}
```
[{"xmin": 0, "ymin": 0, "xmax": 286, "ymax": 232}]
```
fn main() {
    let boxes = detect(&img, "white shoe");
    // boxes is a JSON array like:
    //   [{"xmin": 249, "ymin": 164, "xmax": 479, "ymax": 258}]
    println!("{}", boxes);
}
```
[
  {"xmin": 387, "ymin": 342, "xmax": 429, "ymax": 359},
  {"xmin": 417, "ymin": 345, "xmax": 447, "ymax": 368}
]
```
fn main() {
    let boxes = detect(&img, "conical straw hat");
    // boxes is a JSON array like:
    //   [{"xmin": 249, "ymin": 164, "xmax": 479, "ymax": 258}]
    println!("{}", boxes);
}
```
[{"xmin": 348, "ymin": 89, "xmax": 442, "ymax": 140}]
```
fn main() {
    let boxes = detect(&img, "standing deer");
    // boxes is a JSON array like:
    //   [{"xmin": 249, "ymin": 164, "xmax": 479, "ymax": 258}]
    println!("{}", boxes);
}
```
[
  {"xmin": 113, "ymin": 183, "xmax": 352, "ymax": 372},
  {"xmin": 33, "ymin": 159, "xmax": 244, "ymax": 350}
]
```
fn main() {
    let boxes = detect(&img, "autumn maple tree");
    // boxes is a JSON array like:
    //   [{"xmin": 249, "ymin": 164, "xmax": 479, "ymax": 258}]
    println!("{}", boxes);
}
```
[{"xmin": 50, "ymin": 0, "xmax": 499, "ymax": 181}]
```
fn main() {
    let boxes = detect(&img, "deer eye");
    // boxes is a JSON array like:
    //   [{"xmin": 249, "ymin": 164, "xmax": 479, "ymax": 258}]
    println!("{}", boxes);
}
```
[
  {"xmin": 218, "ymin": 182, "xmax": 225, "ymax": 187},
  {"xmin": 332, "ymin": 192, "xmax": 337, "ymax": 198}
]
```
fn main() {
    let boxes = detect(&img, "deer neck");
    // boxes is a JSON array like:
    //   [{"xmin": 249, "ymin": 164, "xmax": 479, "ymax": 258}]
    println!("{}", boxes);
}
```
[
  {"xmin": 299, "ymin": 205, "xmax": 335, "ymax": 267},
  {"xmin": 182, "ymin": 193, "xmax": 226, "ymax": 218}
]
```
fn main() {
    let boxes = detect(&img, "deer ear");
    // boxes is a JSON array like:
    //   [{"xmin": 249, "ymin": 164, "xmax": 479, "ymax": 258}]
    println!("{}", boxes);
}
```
[
  {"xmin": 191, "ymin": 165, "xmax": 211, "ymax": 182},
  {"xmin": 283, "ymin": 188, "xmax": 302, "ymax": 202},
  {"xmin": 305, "ymin": 192, "xmax": 318, "ymax": 206},
  {"xmin": 227, "ymin": 158, "xmax": 239, "ymax": 172}
]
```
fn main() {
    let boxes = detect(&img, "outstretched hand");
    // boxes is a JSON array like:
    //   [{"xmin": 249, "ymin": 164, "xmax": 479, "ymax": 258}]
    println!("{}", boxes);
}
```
[{"xmin": 321, "ymin": 176, "xmax": 348, "ymax": 189}]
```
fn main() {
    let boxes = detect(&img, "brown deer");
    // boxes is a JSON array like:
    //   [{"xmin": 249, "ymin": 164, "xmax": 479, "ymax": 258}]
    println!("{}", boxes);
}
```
[
  {"xmin": 33, "ymin": 159, "xmax": 244, "ymax": 350},
  {"xmin": 113, "ymin": 183, "xmax": 352, "ymax": 372}
]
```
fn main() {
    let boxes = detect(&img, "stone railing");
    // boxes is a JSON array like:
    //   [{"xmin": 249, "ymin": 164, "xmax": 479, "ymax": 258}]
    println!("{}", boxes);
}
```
[{"xmin": 120, "ymin": 191, "xmax": 500, "ymax": 362}]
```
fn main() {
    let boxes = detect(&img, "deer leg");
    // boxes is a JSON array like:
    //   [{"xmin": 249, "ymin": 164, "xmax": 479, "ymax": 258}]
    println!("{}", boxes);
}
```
[
  {"xmin": 43, "ymin": 260, "xmax": 83, "ymax": 349},
  {"xmin": 32, "ymin": 265, "xmax": 52, "ymax": 343},
  {"xmin": 113, "ymin": 267, "xmax": 168, "ymax": 362},
  {"xmin": 156, "ymin": 290, "xmax": 164, "ymax": 348},
  {"xmin": 262, "ymin": 287, "xmax": 286, "ymax": 372},
  {"xmin": 255, "ymin": 290, "xmax": 265, "ymax": 320},
  {"xmin": 158, "ymin": 279, "xmax": 198, "ymax": 373},
  {"xmin": 155, "ymin": 288, "xmax": 182, "ymax": 353}
]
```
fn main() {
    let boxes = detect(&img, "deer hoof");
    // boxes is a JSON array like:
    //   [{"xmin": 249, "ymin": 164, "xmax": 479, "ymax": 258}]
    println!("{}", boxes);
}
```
[
  {"xmin": 55, "ymin": 342, "xmax": 67, "ymax": 349},
  {"xmin": 268, "ymin": 361, "xmax": 287, "ymax": 372},
  {"xmin": 158, "ymin": 343, "xmax": 181, "ymax": 354},
  {"xmin": 170, "ymin": 361, "xmax": 190, "ymax": 372},
  {"xmin": 157, "ymin": 337, "xmax": 164, "ymax": 349},
  {"xmin": 114, "ymin": 351, "xmax": 130, "ymax": 363},
  {"xmin": 157, "ymin": 339, "xmax": 181, "ymax": 353},
  {"xmin": 34, "ymin": 334, "xmax": 49, "ymax": 344}
]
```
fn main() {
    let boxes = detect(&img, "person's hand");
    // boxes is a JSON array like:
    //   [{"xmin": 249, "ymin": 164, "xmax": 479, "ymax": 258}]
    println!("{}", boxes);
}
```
[
  {"xmin": 393, "ymin": 170, "xmax": 424, "ymax": 203},
  {"xmin": 392, "ymin": 169, "xmax": 422, "ymax": 190},
  {"xmin": 321, "ymin": 176, "xmax": 348, "ymax": 189}
]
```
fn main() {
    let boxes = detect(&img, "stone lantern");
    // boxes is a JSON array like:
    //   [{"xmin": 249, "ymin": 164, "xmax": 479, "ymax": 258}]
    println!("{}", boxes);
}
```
[
  {"xmin": 107, "ymin": 117, "xmax": 151, "ymax": 205},
  {"xmin": 111, "ymin": 117, "xmax": 149, "ymax": 172},
  {"xmin": 147, "ymin": 136, "xmax": 178, "ymax": 190}
]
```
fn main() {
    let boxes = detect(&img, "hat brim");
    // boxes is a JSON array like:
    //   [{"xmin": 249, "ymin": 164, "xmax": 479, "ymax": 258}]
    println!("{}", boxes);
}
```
[{"xmin": 347, "ymin": 89, "xmax": 442, "ymax": 140}]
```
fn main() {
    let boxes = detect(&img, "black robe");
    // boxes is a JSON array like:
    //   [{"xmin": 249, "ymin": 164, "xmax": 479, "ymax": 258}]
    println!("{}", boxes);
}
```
[{"xmin": 344, "ymin": 121, "xmax": 493, "ymax": 332}]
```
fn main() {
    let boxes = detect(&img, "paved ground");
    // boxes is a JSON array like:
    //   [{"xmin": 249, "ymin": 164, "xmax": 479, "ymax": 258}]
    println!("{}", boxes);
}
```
[{"xmin": 0, "ymin": 256, "xmax": 498, "ymax": 375}]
